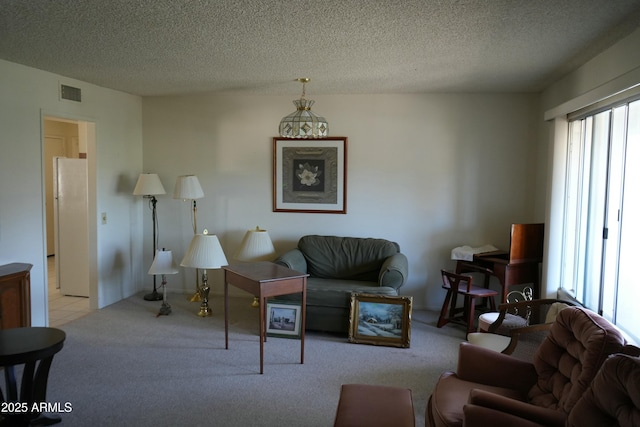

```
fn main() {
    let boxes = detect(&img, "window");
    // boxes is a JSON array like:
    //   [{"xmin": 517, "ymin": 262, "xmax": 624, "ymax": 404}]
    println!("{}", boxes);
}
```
[{"xmin": 561, "ymin": 98, "xmax": 640, "ymax": 343}]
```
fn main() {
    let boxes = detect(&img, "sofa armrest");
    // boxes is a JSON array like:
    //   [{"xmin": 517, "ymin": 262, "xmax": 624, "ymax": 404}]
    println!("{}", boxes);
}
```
[
  {"xmin": 274, "ymin": 249, "xmax": 308, "ymax": 273},
  {"xmin": 466, "ymin": 389, "xmax": 566, "ymax": 427},
  {"xmin": 457, "ymin": 342, "xmax": 537, "ymax": 394},
  {"xmin": 379, "ymin": 253, "xmax": 408, "ymax": 289}
]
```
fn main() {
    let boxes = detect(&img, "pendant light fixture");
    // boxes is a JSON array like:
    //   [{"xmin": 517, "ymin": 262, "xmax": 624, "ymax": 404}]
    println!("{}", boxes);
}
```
[{"xmin": 279, "ymin": 78, "xmax": 328, "ymax": 139}]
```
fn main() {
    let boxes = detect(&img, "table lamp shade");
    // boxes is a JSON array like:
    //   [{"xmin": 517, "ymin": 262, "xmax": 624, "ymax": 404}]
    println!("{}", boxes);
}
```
[
  {"xmin": 148, "ymin": 250, "xmax": 179, "ymax": 275},
  {"xmin": 133, "ymin": 173, "xmax": 166, "ymax": 196},
  {"xmin": 235, "ymin": 227, "xmax": 276, "ymax": 261},
  {"xmin": 181, "ymin": 233, "xmax": 228, "ymax": 269},
  {"xmin": 173, "ymin": 175, "xmax": 204, "ymax": 200}
]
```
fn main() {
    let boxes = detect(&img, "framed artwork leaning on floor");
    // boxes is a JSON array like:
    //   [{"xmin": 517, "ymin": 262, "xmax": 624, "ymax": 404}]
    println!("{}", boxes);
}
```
[
  {"xmin": 266, "ymin": 300, "xmax": 302, "ymax": 339},
  {"xmin": 348, "ymin": 293, "xmax": 412, "ymax": 348}
]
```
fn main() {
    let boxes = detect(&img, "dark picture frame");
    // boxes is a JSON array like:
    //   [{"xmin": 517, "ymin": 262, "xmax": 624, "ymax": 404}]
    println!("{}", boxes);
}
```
[
  {"xmin": 273, "ymin": 137, "xmax": 347, "ymax": 213},
  {"xmin": 348, "ymin": 293, "xmax": 412, "ymax": 348},
  {"xmin": 266, "ymin": 300, "xmax": 302, "ymax": 339}
]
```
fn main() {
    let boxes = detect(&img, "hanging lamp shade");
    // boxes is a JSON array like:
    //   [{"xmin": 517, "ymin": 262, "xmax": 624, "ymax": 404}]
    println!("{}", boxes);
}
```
[{"xmin": 279, "ymin": 78, "xmax": 328, "ymax": 139}]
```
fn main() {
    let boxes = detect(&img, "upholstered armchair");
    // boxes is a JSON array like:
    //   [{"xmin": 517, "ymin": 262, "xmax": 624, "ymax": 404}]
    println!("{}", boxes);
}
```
[
  {"xmin": 463, "ymin": 352, "xmax": 640, "ymax": 427},
  {"xmin": 427, "ymin": 306, "xmax": 630, "ymax": 427}
]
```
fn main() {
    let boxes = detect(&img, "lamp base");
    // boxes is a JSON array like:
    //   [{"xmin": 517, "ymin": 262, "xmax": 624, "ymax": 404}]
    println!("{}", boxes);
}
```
[
  {"xmin": 144, "ymin": 290, "xmax": 163, "ymax": 301},
  {"xmin": 251, "ymin": 297, "xmax": 260, "ymax": 308},
  {"xmin": 189, "ymin": 291, "xmax": 202, "ymax": 302},
  {"xmin": 158, "ymin": 303, "xmax": 172, "ymax": 316},
  {"xmin": 197, "ymin": 305, "xmax": 212, "ymax": 317}
]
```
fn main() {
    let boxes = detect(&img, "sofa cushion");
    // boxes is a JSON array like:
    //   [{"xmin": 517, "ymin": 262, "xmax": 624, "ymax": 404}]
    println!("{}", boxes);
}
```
[
  {"xmin": 276, "ymin": 278, "xmax": 398, "ymax": 308},
  {"xmin": 299, "ymin": 235, "xmax": 400, "ymax": 282}
]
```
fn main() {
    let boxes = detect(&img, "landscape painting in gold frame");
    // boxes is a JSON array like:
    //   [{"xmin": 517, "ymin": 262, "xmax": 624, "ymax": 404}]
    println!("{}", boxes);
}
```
[{"xmin": 348, "ymin": 293, "xmax": 412, "ymax": 348}]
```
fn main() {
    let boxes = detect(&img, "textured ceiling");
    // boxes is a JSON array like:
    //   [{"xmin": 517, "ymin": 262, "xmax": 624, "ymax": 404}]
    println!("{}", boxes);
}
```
[{"xmin": 1, "ymin": 0, "xmax": 640, "ymax": 97}]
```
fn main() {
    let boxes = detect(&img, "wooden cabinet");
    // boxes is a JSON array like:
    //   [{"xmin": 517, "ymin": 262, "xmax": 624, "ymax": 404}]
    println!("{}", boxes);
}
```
[{"xmin": 0, "ymin": 263, "xmax": 32, "ymax": 329}]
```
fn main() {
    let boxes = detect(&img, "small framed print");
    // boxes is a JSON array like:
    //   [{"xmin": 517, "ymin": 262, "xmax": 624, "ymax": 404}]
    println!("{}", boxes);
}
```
[
  {"xmin": 273, "ymin": 137, "xmax": 347, "ymax": 213},
  {"xmin": 266, "ymin": 301, "xmax": 302, "ymax": 339},
  {"xmin": 348, "ymin": 293, "xmax": 412, "ymax": 348}
]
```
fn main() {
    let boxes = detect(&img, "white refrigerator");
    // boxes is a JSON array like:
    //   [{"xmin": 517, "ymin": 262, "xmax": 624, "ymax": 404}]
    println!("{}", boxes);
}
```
[{"xmin": 53, "ymin": 157, "xmax": 90, "ymax": 297}]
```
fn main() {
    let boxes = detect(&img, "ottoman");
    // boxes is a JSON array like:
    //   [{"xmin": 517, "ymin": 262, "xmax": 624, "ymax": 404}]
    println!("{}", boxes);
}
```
[{"xmin": 333, "ymin": 383, "xmax": 415, "ymax": 427}]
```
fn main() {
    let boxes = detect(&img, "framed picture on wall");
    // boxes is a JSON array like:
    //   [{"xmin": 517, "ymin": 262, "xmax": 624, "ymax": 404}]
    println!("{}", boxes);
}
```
[
  {"xmin": 266, "ymin": 300, "xmax": 302, "ymax": 339},
  {"xmin": 273, "ymin": 137, "xmax": 347, "ymax": 213},
  {"xmin": 348, "ymin": 293, "xmax": 412, "ymax": 348}
]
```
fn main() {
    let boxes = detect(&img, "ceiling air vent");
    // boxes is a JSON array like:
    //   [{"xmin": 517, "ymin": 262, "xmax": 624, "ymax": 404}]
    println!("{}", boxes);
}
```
[{"xmin": 60, "ymin": 84, "xmax": 81, "ymax": 102}]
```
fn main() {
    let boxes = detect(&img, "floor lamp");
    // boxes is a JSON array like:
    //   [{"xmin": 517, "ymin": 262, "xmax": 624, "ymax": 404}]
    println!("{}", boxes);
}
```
[
  {"xmin": 148, "ymin": 249, "xmax": 179, "ymax": 316},
  {"xmin": 180, "ymin": 230, "xmax": 228, "ymax": 317},
  {"xmin": 173, "ymin": 175, "xmax": 204, "ymax": 302},
  {"xmin": 133, "ymin": 173, "xmax": 166, "ymax": 301},
  {"xmin": 234, "ymin": 226, "xmax": 277, "ymax": 307}
]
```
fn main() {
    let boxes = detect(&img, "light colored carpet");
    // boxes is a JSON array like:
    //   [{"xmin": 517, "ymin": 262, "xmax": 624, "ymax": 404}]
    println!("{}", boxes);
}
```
[{"xmin": 45, "ymin": 292, "xmax": 466, "ymax": 426}]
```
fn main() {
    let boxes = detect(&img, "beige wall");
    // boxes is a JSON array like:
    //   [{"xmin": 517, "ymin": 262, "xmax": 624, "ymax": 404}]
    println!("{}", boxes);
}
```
[
  {"xmin": 0, "ymin": 59, "xmax": 143, "ymax": 325},
  {"xmin": 143, "ymin": 92, "xmax": 542, "ymax": 309}
]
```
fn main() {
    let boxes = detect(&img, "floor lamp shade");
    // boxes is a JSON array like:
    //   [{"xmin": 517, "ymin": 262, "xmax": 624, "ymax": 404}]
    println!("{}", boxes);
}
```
[
  {"xmin": 181, "ymin": 232, "xmax": 228, "ymax": 269},
  {"xmin": 235, "ymin": 227, "xmax": 276, "ymax": 261},
  {"xmin": 173, "ymin": 175, "xmax": 204, "ymax": 200},
  {"xmin": 133, "ymin": 173, "xmax": 166, "ymax": 196}
]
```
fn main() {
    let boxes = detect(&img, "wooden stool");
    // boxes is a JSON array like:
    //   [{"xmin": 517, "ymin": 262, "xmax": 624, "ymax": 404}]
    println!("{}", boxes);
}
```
[
  {"xmin": 437, "ymin": 269, "xmax": 498, "ymax": 335},
  {"xmin": 334, "ymin": 384, "xmax": 415, "ymax": 427}
]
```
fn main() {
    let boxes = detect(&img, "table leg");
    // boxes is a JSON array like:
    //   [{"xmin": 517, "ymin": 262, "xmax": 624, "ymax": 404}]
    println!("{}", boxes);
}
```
[
  {"xmin": 224, "ymin": 277, "xmax": 229, "ymax": 350},
  {"xmin": 300, "ymin": 281, "xmax": 306, "ymax": 365},
  {"xmin": 258, "ymin": 294, "xmax": 265, "ymax": 374},
  {"xmin": 4, "ymin": 365, "xmax": 17, "ymax": 401}
]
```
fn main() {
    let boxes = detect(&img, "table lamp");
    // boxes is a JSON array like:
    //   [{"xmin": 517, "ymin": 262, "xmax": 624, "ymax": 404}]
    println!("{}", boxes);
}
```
[
  {"xmin": 180, "ymin": 230, "xmax": 228, "ymax": 317},
  {"xmin": 235, "ymin": 226, "xmax": 277, "ymax": 307},
  {"xmin": 173, "ymin": 175, "xmax": 205, "ymax": 302},
  {"xmin": 148, "ymin": 249, "xmax": 179, "ymax": 316},
  {"xmin": 133, "ymin": 173, "xmax": 166, "ymax": 301}
]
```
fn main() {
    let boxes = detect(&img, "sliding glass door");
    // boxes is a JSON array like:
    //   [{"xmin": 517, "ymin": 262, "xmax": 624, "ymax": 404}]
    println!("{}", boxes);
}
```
[{"xmin": 562, "ymin": 98, "xmax": 639, "ymax": 342}]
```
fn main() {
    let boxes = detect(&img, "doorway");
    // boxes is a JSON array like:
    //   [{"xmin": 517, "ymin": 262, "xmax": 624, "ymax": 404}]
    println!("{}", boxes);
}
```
[{"xmin": 43, "ymin": 116, "xmax": 95, "ymax": 326}]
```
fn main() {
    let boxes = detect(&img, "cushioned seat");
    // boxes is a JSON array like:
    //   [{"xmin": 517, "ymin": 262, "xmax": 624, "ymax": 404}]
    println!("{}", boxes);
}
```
[
  {"xmin": 278, "ymin": 279, "xmax": 398, "ymax": 308},
  {"xmin": 477, "ymin": 311, "xmax": 527, "ymax": 333}
]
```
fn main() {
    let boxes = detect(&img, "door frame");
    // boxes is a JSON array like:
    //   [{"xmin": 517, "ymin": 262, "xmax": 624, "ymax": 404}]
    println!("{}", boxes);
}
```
[{"xmin": 41, "ymin": 112, "xmax": 98, "ymax": 316}]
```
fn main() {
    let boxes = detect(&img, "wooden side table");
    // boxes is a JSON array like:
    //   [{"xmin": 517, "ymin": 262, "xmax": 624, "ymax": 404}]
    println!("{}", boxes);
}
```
[
  {"xmin": 222, "ymin": 262, "xmax": 308, "ymax": 374},
  {"xmin": 0, "ymin": 327, "xmax": 66, "ymax": 426}
]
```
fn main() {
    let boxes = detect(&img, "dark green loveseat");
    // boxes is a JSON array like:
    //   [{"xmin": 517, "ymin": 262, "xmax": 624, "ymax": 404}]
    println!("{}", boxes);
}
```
[{"xmin": 274, "ymin": 235, "xmax": 409, "ymax": 334}]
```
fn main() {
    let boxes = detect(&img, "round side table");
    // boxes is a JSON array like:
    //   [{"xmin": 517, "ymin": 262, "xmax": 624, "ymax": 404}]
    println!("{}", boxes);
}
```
[{"xmin": 0, "ymin": 327, "xmax": 66, "ymax": 426}]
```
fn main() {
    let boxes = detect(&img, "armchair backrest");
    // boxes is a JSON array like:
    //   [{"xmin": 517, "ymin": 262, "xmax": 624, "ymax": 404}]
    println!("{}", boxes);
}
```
[
  {"xmin": 441, "ymin": 270, "xmax": 473, "ymax": 293},
  {"xmin": 298, "ymin": 235, "xmax": 400, "ymax": 281},
  {"xmin": 567, "ymin": 353, "xmax": 640, "ymax": 427},
  {"xmin": 528, "ymin": 306, "xmax": 627, "ymax": 415}
]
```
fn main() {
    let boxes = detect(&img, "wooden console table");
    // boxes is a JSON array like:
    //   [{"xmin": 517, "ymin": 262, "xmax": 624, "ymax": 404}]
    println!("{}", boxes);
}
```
[
  {"xmin": 0, "ymin": 263, "xmax": 32, "ymax": 329},
  {"xmin": 222, "ymin": 262, "xmax": 308, "ymax": 374}
]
